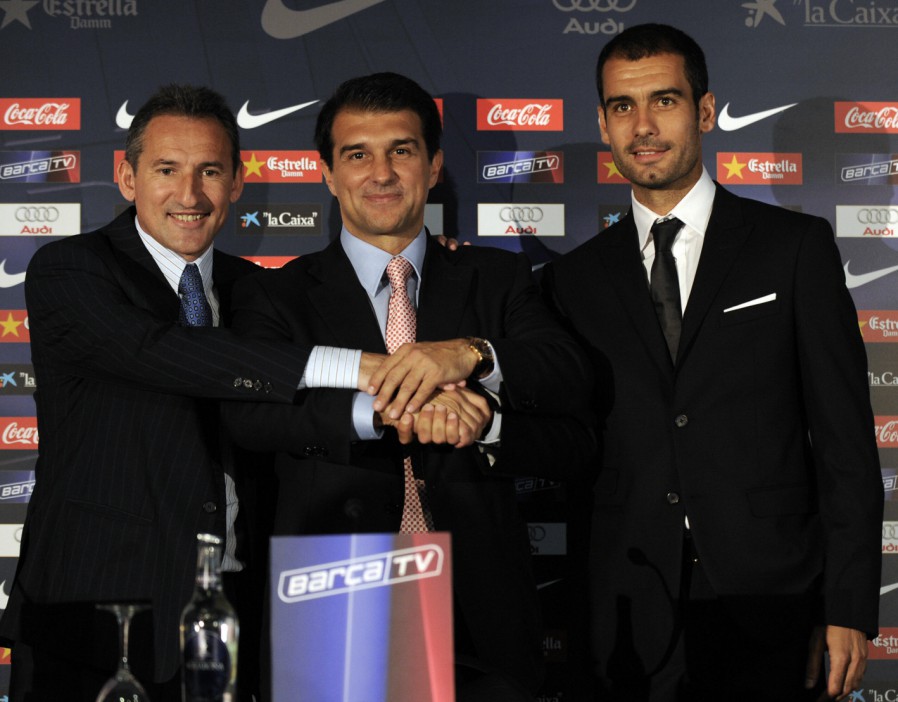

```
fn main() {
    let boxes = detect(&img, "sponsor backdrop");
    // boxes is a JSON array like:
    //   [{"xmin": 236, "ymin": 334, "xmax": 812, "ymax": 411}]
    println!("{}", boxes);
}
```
[{"xmin": 2, "ymin": 0, "xmax": 898, "ymax": 697}]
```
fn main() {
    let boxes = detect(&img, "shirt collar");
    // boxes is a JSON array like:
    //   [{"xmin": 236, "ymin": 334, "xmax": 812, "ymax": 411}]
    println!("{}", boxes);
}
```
[
  {"xmin": 134, "ymin": 215, "xmax": 214, "ymax": 296},
  {"xmin": 632, "ymin": 167, "xmax": 716, "ymax": 250},
  {"xmin": 340, "ymin": 227, "xmax": 427, "ymax": 297}
]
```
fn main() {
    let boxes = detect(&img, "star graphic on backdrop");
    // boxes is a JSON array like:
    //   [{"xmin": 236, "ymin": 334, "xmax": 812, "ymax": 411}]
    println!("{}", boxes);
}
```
[
  {"xmin": 0, "ymin": 313, "xmax": 22, "ymax": 337},
  {"xmin": 722, "ymin": 155, "xmax": 747, "ymax": 179},
  {"xmin": 603, "ymin": 159, "xmax": 623, "ymax": 179},
  {"xmin": 0, "ymin": 0, "xmax": 38, "ymax": 29},
  {"xmin": 243, "ymin": 153, "xmax": 264, "ymax": 178}
]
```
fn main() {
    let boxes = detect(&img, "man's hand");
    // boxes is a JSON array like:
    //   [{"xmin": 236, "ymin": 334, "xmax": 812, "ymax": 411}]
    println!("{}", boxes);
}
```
[
  {"xmin": 358, "ymin": 351, "xmax": 387, "ymax": 391},
  {"xmin": 806, "ymin": 625, "xmax": 868, "ymax": 701},
  {"xmin": 368, "ymin": 339, "xmax": 478, "ymax": 419},
  {"xmin": 435, "ymin": 235, "xmax": 469, "ymax": 251},
  {"xmin": 379, "ymin": 387, "xmax": 491, "ymax": 448}
]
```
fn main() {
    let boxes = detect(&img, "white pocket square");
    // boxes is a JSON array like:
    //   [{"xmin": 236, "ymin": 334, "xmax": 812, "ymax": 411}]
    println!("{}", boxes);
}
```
[{"xmin": 723, "ymin": 293, "xmax": 776, "ymax": 313}]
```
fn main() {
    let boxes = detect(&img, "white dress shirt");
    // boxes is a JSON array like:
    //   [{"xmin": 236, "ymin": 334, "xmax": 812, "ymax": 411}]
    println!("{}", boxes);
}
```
[{"xmin": 632, "ymin": 167, "xmax": 716, "ymax": 311}]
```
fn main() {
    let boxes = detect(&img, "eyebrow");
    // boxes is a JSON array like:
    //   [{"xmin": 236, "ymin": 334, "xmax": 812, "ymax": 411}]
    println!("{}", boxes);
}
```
[
  {"xmin": 338, "ymin": 137, "xmax": 420, "ymax": 155},
  {"xmin": 149, "ymin": 158, "xmax": 226, "ymax": 170},
  {"xmin": 605, "ymin": 87, "xmax": 686, "ymax": 105}
]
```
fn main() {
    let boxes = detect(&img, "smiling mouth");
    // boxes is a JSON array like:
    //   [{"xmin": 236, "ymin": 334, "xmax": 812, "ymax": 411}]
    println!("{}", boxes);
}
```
[{"xmin": 170, "ymin": 213, "xmax": 208, "ymax": 222}]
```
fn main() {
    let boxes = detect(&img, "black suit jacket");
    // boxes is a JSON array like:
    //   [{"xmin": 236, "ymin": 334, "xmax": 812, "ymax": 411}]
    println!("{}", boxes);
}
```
[
  {"xmin": 0, "ymin": 208, "xmax": 311, "ymax": 682},
  {"xmin": 223, "ymin": 235, "xmax": 595, "ymax": 693},
  {"xmin": 544, "ymin": 185, "xmax": 883, "ymax": 676}
]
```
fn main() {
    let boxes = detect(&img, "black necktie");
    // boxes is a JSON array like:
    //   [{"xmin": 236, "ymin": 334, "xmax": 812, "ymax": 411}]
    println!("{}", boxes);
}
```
[
  {"xmin": 179, "ymin": 263, "xmax": 212, "ymax": 327},
  {"xmin": 650, "ymin": 217, "xmax": 683, "ymax": 363}
]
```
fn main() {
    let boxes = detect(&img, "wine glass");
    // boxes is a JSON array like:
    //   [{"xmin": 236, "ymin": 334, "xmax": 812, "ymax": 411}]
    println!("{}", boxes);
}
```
[{"xmin": 95, "ymin": 603, "xmax": 152, "ymax": 702}]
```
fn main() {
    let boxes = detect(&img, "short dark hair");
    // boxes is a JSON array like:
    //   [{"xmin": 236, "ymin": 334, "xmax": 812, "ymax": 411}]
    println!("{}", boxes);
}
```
[
  {"xmin": 124, "ymin": 84, "xmax": 241, "ymax": 174},
  {"xmin": 596, "ymin": 24, "xmax": 709, "ymax": 110},
  {"xmin": 314, "ymin": 72, "xmax": 442, "ymax": 169}
]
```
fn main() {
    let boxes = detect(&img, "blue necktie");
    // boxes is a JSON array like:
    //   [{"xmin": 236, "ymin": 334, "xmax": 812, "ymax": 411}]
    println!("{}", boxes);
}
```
[{"xmin": 178, "ymin": 263, "xmax": 212, "ymax": 327}]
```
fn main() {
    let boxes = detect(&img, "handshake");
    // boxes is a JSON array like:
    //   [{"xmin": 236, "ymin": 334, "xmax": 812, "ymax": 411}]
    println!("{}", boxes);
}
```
[{"xmin": 358, "ymin": 338, "xmax": 494, "ymax": 449}]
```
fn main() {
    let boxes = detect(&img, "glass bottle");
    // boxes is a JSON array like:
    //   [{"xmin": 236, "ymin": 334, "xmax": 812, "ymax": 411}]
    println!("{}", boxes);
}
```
[{"xmin": 180, "ymin": 533, "xmax": 238, "ymax": 702}]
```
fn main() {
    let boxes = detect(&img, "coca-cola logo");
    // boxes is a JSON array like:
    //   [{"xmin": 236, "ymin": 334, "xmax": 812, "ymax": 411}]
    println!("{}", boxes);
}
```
[
  {"xmin": 0, "ymin": 99, "xmax": 81, "ymax": 131},
  {"xmin": 0, "ymin": 419, "xmax": 38, "ymax": 448},
  {"xmin": 477, "ymin": 99, "xmax": 563, "ymax": 131},
  {"xmin": 835, "ymin": 102, "xmax": 898, "ymax": 134},
  {"xmin": 844, "ymin": 106, "xmax": 898, "ymax": 130},
  {"xmin": 487, "ymin": 103, "xmax": 554, "ymax": 127},
  {"xmin": 4, "ymin": 103, "xmax": 71, "ymax": 127},
  {"xmin": 875, "ymin": 417, "xmax": 898, "ymax": 446}
]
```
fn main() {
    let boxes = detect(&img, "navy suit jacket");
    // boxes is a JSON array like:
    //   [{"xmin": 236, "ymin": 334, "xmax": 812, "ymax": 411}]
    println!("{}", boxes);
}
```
[
  {"xmin": 544, "ymin": 185, "xmax": 883, "ymax": 677},
  {"xmin": 223, "ymin": 235, "xmax": 596, "ymax": 692}
]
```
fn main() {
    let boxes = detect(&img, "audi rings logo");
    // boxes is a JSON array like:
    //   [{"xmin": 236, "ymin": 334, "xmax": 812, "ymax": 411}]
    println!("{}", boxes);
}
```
[
  {"xmin": 858, "ymin": 208, "xmax": 898, "ymax": 224},
  {"xmin": 552, "ymin": 0, "xmax": 636, "ymax": 11},
  {"xmin": 15, "ymin": 206, "xmax": 58, "ymax": 223},
  {"xmin": 529, "ymin": 525, "xmax": 547, "ymax": 541},
  {"xmin": 500, "ymin": 206, "xmax": 544, "ymax": 223},
  {"xmin": 478, "ymin": 203, "xmax": 565, "ymax": 237}
]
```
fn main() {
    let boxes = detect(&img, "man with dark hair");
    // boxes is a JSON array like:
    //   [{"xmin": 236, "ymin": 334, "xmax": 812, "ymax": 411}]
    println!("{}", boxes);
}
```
[
  {"xmin": 222, "ymin": 71, "xmax": 595, "ymax": 701},
  {"xmin": 0, "ymin": 82, "xmax": 442, "ymax": 702},
  {"xmin": 543, "ymin": 23, "xmax": 882, "ymax": 702}
]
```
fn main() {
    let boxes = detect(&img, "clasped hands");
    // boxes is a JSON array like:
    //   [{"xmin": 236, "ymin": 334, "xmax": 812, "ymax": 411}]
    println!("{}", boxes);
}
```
[{"xmin": 358, "ymin": 339, "xmax": 491, "ymax": 448}]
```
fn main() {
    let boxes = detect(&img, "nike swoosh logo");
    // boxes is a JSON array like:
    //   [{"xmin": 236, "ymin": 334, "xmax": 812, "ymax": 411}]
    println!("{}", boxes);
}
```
[
  {"xmin": 116, "ymin": 101, "xmax": 134, "ymax": 130},
  {"xmin": 882, "ymin": 582, "xmax": 898, "ymax": 596},
  {"xmin": 236, "ymin": 99, "xmax": 319, "ymax": 130},
  {"xmin": 717, "ymin": 102, "xmax": 797, "ymax": 131},
  {"xmin": 0, "ymin": 260, "xmax": 26, "ymax": 289},
  {"xmin": 843, "ymin": 260, "xmax": 898, "ymax": 289},
  {"xmin": 261, "ymin": 0, "xmax": 388, "ymax": 40}
]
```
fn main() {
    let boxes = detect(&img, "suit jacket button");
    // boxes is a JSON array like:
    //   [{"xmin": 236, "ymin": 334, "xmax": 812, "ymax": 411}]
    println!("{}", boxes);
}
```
[
  {"xmin": 233, "ymin": 377, "xmax": 243, "ymax": 388},
  {"xmin": 202, "ymin": 501, "xmax": 217, "ymax": 513},
  {"xmin": 254, "ymin": 380, "xmax": 262, "ymax": 392},
  {"xmin": 264, "ymin": 382, "xmax": 273, "ymax": 394},
  {"xmin": 666, "ymin": 492, "xmax": 680, "ymax": 505},
  {"xmin": 243, "ymin": 379, "xmax": 253, "ymax": 389},
  {"xmin": 674, "ymin": 414, "xmax": 688, "ymax": 428}
]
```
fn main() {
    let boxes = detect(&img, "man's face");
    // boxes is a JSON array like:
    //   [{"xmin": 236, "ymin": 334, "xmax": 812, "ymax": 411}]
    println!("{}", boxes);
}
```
[
  {"xmin": 322, "ymin": 108, "xmax": 442, "ymax": 253},
  {"xmin": 598, "ymin": 53, "xmax": 715, "ymax": 209},
  {"xmin": 117, "ymin": 115, "xmax": 243, "ymax": 261}
]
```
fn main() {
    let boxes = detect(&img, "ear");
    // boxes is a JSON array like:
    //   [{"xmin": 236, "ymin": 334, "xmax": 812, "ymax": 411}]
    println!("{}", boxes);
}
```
[
  {"xmin": 698, "ymin": 91, "xmax": 716, "ymax": 134},
  {"xmin": 597, "ymin": 106, "xmax": 611, "ymax": 145},
  {"xmin": 428, "ymin": 149, "xmax": 444, "ymax": 188},
  {"xmin": 117, "ymin": 158, "xmax": 136, "ymax": 201},
  {"xmin": 321, "ymin": 161, "xmax": 337, "ymax": 197},
  {"xmin": 230, "ymin": 166, "xmax": 244, "ymax": 203}
]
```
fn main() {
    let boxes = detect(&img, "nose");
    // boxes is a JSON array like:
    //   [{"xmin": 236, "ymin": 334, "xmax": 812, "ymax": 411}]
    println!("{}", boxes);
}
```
[
  {"xmin": 371, "ymin": 154, "xmax": 398, "ymax": 184},
  {"xmin": 176, "ymin": 172, "xmax": 203, "ymax": 207},
  {"xmin": 633, "ymin": 107, "xmax": 657, "ymax": 138}
]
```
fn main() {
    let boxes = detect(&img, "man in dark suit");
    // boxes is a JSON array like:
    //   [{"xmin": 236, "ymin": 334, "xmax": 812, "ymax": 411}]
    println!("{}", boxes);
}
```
[
  {"xmin": 0, "ymin": 84, "xmax": 407, "ymax": 701},
  {"xmin": 222, "ymin": 72, "xmax": 595, "ymax": 701},
  {"xmin": 542, "ymin": 24, "xmax": 883, "ymax": 702}
]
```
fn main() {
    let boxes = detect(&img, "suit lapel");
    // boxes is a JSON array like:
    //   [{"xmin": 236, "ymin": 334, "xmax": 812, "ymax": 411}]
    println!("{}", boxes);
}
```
[
  {"xmin": 102, "ymin": 208, "xmax": 180, "ymax": 321},
  {"xmin": 417, "ymin": 237, "xmax": 473, "ymax": 342},
  {"xmin": 305, "ymin": 239, "xmax": 387, "ymax": 352},
  {"xmin": 678, "ymin": 186, "xmax": 752, "ymax": 364}
]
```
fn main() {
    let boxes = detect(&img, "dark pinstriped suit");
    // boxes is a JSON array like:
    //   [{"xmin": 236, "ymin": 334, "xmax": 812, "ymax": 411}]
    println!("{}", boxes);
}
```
[{"xmin": 0, "ymin": 207, "xmax": 309, "ymax": 684}]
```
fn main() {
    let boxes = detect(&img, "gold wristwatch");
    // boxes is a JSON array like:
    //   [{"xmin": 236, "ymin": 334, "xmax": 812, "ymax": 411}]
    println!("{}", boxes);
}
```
[{"xmin": 466, "ymin": 336, "xmax": 495, "ymax": 379}]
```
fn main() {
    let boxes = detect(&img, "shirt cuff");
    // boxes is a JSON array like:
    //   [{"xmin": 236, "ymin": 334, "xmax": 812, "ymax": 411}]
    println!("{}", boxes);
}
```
[
  {"xmin": 351, "ymin": 391, "xmax": 383, "ymax": 441},
  {"xmin": 299, "ymin": 346, "xmax": 361, "ymax": 390}
]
